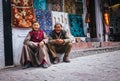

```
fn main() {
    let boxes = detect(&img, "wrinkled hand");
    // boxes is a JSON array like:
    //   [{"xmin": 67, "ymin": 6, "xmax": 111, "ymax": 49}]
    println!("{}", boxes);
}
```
[
  {"xmin": 39, "ymin": 41, "xmax": 44, "ymax": 47},
  {"xmin": 34, "ymin": 42, "xmax": 38, "ymax": 46},
  {"xmin": 54, "ymin": 39, "xmax": 64, "ymax": 44}
]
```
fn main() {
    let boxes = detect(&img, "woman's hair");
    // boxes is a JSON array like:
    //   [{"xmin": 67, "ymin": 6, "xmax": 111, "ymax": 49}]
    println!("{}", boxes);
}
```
[
  {"xmin": 32, "ymin": 21, "xmax": 38, "ymax": 24},
  {"xmin": 54, "ymin": 23, "xmax": 62, "ymax": 28}
]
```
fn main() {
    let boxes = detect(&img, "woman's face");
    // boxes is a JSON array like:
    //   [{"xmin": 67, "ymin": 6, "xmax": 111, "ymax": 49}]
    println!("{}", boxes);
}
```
[
  {"xmin": 32, "ymin": 22, "xmax": 40, "ymax": 31},
  {"xmin": 54, "ymin": 24, "xmax": 62, "ymax": 33}
]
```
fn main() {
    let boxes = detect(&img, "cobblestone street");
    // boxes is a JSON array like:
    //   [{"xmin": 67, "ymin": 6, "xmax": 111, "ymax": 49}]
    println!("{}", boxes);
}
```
[{"xmin": 0, "ymin": 50, "xmax": 120, "ymax": 81}]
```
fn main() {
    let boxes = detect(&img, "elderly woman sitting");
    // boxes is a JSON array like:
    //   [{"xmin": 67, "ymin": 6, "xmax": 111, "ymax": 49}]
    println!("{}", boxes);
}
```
[{"xmin": 20, "ymin": 22, "xmax": 51, "ymax": 69}]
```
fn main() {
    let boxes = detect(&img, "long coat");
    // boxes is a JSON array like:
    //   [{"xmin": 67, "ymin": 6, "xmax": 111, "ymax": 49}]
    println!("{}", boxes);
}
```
[{"xmin": 20, "ymin": 30, "xmax": 51, "ymax": 67}]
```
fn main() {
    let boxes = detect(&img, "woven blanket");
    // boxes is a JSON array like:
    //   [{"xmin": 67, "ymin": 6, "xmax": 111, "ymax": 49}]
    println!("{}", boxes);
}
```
[{"xmin": 11, "ymin": 0, "xmax": 36, "ymax": 28}]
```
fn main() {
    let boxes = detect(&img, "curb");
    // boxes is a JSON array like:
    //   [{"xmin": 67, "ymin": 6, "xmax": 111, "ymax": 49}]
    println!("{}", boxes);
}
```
[{"xmin": 70, "ymin": 46, "xmax": 120, "ymax": 59}]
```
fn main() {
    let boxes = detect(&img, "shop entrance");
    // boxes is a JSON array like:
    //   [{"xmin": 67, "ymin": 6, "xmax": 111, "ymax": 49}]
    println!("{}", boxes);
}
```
[{"xmin": 87, "ymin": 0, "xmax": 97, "ymax": 40}]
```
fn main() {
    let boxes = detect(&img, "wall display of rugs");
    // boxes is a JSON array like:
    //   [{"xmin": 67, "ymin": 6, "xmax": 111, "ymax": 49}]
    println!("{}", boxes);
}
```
[
  {"xmin": 51, "ymin": 11, "xmax": 72, "ymax": 36},
  {"xmin": 51, "ymin": 11, "xmax": 64, "ymax": 28},
  {"xmin": 75, "ymin": 1, "xmax": 83, "ymax": 15},
  {"xmin": 64, "ymin": 0, "xmax": 76, "ymax": 14},
  {"xmin": 47, "ymin": 0, "xmax": 63, "ymax": 12},
  {"xmin": 64, "ymin": 0, "xmax": 83, "ymax": 15},
  {"xmin": 35, "ymin": 9, "xmax": 52, "ymax": 36},
  {"xmin": 68, "ymin": 14, "xmax": 85, "ymax": 37},
  {"xmin": 11, "ymin": 0, "xmax": 84, "ymax": 38},
  {"xmin": 11, "ymin": 0, "xmax": 36, "ymax": 28},
  {"xmin": 11, "ymin": 0, "xmax": 33, "ymax": 6},
  {"xmin": 63, "ymin": 13, "xmax": 72, "ymax": 36},
  {"xmin": 33, "ymin": 0, "xmax": 47, "ymax": 10}
]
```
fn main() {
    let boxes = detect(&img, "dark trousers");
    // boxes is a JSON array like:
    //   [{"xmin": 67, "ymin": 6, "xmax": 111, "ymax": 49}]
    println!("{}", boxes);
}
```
[{"xmin": 47, "ymin": 43, "xmax": 72, "ymax": 59}]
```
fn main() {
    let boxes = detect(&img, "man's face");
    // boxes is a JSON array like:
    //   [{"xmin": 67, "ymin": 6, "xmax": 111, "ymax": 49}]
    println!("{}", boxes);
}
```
[
  {"xmin": 54, "ymin": 24, "xmax": 62, "ymax": 33},
  {"xmin": 32, "ymin": 22, "xmax": 40, "ymax": 31}
]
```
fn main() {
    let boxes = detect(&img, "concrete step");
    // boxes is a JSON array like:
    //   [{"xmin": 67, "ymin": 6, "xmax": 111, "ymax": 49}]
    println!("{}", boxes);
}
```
[{"xmin": 70, "ymin": 46, "xmax": 120, "ymax": 59}]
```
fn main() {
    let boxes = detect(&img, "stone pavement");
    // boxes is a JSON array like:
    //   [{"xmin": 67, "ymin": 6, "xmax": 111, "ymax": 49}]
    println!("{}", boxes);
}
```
[{"xmin": 0, "ymin": 50, "xmax": 120, "ymax": 81}]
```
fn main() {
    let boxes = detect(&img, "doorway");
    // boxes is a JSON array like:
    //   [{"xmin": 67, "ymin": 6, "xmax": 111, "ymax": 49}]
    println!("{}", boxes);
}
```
[{"xmin": 2, "ymin": 0, "xmax": 13, "ymax": 66}]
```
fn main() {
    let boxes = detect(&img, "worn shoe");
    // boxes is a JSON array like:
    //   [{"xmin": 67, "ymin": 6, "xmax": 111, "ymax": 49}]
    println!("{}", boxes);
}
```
[
  {"xmin": 23, "ymin": 63, "xmax": 31, "ymax": 69},
  {"xmin": 42, "ymin": 63, "xmax": 49, "ymax": 68},
  {"xmin": 38, "ymin": 63, "xmax": 49, "ymax": 68},
  {"xmin": 38, "ymin": 60, "xmax": 49, "ymax": 68},
  {"xmin": 63, "ymin": 57, "xmax": 70, "ymax": 63},
  {"xmin": 53, "ymin": 57, "xmax": 59, "ymax": 64}
]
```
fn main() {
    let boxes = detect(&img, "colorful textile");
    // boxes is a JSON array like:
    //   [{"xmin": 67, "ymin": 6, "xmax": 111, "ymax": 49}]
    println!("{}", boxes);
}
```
[
  {"xmin": 51, "ymin": 11, "xmax": 64, "ymax": 28},
  {"xmin": 68, "ymin": 14, "xmax": 85, "ymax": 37},
  {"xmin": 47, "ymin": 0, "xmax": 63, "ymax": 11},
  {"xmin": 34, "ymin": 9, "xmax": 52, "ymax": 36},
  {"xmin": 64, "ymin": 0, "xmax": 76, "ymax": 14},
  {"xmin": 64, "ymin": 0, "xmax": 83, "ymax": 15},
  {"xmin": 75, "ymin": 2, "xmax": 83, "ymax": 15},
  {"xmin": 11, "ymin": 0, "xmax": 33, "ymax": 6},
  {"xmin": 11, "ymin": 0, "xmax": 36, "ymax": 28},
  {"xmin": 33, "ymin": 0, "xmax": 47, "ymax": 10}
]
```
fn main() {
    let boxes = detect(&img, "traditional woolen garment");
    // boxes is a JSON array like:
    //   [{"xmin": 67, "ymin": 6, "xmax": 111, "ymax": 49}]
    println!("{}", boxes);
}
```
[
  {"xmin": 29, "ymin": 30, "xmax": 44, "ymax": 42},
  {"xmin": 11, "ymin": 0, "xmax": 36, "ymax": 28},
  {"xmin": 50, "ymin": 30, "xmax": 66, "ymax": 39}
]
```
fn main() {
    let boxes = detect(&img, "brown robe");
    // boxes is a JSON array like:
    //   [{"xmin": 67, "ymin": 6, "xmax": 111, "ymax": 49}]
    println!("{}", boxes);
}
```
[{"xmin": 20, "ymin": 30, "xmax": 51, "ymax": 67}]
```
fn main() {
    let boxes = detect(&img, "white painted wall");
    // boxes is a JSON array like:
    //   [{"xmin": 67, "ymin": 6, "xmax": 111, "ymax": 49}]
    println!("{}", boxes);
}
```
[
  {"xmin": 0, "ymin": 1, "xmax": 5, "ymax": 69},
  {"xmin": 12, "ymin": 28, "xmax": 31, "ymax": 65}
]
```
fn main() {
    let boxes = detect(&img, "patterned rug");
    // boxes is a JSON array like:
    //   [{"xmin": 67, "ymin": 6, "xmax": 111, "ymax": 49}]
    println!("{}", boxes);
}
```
[
  {"xmin": 68, "ymin": 14, "xmax": 85, "ymax": 37},
  {"xmin": 34, "ymin": 9, "xmax": 52, "ymax": 36},
  {"xmin": 11, "ymin": 0, "xmax": 36, "ymax": 28}
]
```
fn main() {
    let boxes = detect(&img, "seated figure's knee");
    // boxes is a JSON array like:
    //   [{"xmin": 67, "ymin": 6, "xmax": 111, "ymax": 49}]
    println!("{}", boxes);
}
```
[
  {"xmin": 39, "ymin": 44, "xmax": 45, "ymax": 48},
  {"xmin": 23, "ymin": 44, "xmax": 28, "ymax": 48},
  {"xmin": 67, "ymin": 42, "xmax": 72, "ymax": 48},
  {"xmin": 46, "ymin": 43, "xmax": 50, "ymax": 47}
]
